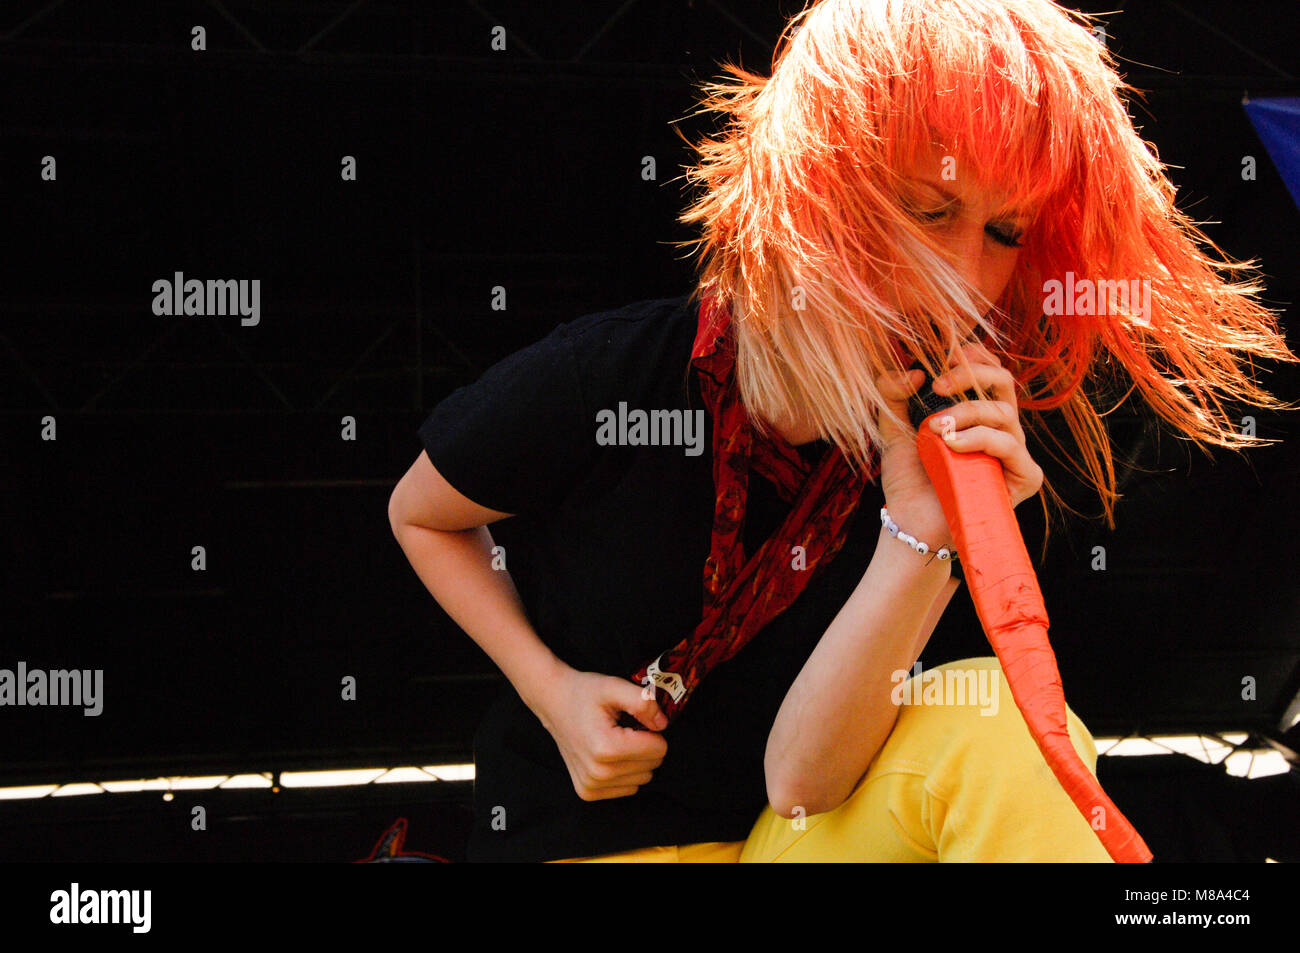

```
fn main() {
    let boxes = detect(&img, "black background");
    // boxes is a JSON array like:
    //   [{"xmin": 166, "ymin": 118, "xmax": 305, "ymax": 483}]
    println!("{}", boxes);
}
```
[{"xmin": 1, "ymin": 0, "xmax": 1297, "ymax": 863}]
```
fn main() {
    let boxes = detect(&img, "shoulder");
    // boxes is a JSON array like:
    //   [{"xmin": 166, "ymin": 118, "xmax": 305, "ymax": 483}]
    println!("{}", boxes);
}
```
[
  {"xmin": 557, "ymin": 294, "xmax": 698, "ymax": 368},
  {"xmin": 558, "ymin": 294, "xmax": 696, "ymax": 340},
  {"xmin": 414, "ymin": 293, "xmax": 700, "ymax": 517},
  {"xmin": 556, "ymin": 293, "xmax": 699, "ymax": 400}
]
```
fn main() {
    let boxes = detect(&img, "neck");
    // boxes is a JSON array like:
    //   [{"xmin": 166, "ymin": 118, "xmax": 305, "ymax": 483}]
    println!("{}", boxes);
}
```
[{"xmin": 763, "ymin": 407, "xmax": 822, "ymax": 447}]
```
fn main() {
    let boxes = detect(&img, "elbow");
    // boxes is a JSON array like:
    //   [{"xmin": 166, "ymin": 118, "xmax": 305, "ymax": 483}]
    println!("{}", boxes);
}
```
[
  {"xmin": 387, "ymin": 487, "xmax": 409, "ymax": 537},
  {"xmin": 766, "ymin": 791, "xmax": 802, "ymax": 821},
  {"xmin": 765, "ymin": 773, "xmax": 838, "ymax": 820},
  {"xmin": 765, "ymin": 737, "xmax": 842, "ymax": 819}
]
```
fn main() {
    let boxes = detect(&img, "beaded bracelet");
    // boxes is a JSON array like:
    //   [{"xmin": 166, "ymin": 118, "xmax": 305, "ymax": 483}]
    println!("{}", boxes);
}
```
[{"xmin": 879, "ymin": 506, "xmax": 963, "ymax": 579}]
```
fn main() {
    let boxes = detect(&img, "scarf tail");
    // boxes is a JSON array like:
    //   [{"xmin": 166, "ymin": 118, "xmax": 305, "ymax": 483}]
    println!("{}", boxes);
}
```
[{"xmin": 625, "ymin": 295, "xmax": 874, "ymax": 723}]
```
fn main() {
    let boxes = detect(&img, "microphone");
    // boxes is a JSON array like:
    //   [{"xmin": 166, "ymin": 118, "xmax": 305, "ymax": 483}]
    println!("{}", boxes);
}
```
[{"xmin": 905, "ymin": 359, "xmax": 1153, "ymax": 862}]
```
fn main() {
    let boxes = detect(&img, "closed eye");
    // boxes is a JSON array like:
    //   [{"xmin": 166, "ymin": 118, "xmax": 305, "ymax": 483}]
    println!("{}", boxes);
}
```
[
  {"xmin": 905, "ymin": 201, "xmax": 954, "ymax": 224},
  {"xmin": 985, "ymin": 223, "xmax": 1024, "ymax": 248},
  {"xmin": 907, "ymin": 205, "xmax": 1024, "ymax": 249}
]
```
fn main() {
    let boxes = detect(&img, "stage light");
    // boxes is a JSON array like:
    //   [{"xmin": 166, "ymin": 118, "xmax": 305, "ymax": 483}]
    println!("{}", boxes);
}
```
[
  {"xmin": 1094, "ymin": 733, "xmax": 1289, "ymax": 778},
  {"xmin": 279, "ymin": 769, "xmax": 386, "ymax": 788},
  {"xmin": 219, "ymin": 774, "xmax": 273, "ymax": 789},
  {"xmin": 375, "ymin": 767, "xmax": 439, "ymax": 784},
  {"xmin": 0, "ymin": 763, "xmax": 476, "ymax": 799},
  {"xmin": 51, "ymin": 784, "xmax": 104, "ymax": 797},
  {"xmin": 0, "ymin": 784, "xmax": 57, "ymax": 800}
]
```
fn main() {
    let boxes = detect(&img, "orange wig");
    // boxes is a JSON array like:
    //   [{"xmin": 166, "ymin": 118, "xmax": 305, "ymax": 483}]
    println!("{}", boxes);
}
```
[{"xmin": 672, "ymin": 0, "xmax": 1297, "ymax": 540}]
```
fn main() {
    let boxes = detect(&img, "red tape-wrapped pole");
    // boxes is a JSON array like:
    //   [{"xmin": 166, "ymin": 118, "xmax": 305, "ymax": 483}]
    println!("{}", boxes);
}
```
[{"xmin": 914, "ymin": 414, "xmax": 1152, "ymax": 862}]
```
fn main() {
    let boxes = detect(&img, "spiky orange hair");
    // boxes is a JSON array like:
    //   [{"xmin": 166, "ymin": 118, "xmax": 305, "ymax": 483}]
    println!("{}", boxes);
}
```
[{"xmin": 672, "ymin": 0, "xmax": 1297, "ymax": 542}]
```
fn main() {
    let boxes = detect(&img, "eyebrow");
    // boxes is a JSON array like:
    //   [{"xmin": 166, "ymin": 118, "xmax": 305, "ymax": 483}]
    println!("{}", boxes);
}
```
[{"xmin": 902, "ymin": 176, "xmax": 1037, "ymax": 219}]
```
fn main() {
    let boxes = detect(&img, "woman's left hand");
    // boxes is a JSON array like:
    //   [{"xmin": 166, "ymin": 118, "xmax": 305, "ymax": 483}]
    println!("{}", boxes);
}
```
[
  {"xmin": 874, "ymin": 340, "xmax": 1044, "ymax": 556},
  {"xmin": 924, "ymin": 340, "xmax": 1043, "ymax": 510}
]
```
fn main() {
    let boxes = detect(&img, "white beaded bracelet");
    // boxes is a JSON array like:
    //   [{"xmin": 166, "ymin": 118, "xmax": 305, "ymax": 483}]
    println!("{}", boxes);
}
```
[{"xmin": 879, "ymin": 506, "xmax": 957, "ymax": 563}]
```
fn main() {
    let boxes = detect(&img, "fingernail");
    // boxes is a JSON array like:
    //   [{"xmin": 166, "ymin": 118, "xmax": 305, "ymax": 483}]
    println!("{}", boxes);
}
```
[{"xmin": 943, "ymin": 429, "xmax": 960, "ymax": 442}]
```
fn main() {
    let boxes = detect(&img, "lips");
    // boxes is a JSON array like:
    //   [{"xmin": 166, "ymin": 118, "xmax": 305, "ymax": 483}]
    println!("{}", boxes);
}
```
[
  {"xmin": 887, "ymin": 317, "xmax": 984, "ymax": 369},
  {"xmin": 887, "ymin": 335, "xmax": 912, "ymax": 365}
]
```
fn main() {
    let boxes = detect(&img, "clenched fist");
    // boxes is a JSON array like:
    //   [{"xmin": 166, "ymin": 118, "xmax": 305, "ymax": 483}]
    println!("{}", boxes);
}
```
[{"xmin": 533, "ymin": 666, "xmax": 669, "ymax": 802}]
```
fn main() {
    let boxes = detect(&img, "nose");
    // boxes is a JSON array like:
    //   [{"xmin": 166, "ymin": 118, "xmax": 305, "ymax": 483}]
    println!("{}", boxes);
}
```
[
  {"xmin": 942, "ymin": 224, "xmax": 992, "ymax": 329},
  {"xmin": 948, "ymin": 226, "xmax": 984, "ymax": 295}
]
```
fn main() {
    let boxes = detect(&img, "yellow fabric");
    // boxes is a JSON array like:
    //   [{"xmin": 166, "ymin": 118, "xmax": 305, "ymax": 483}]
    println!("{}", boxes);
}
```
[
  {"xmin": 547, "ymin": 841, "xmax": 745, "ymax": 863},
  {"xmin": 548, "ymin": 657, "xmax": 1114, "ymax": 863}
]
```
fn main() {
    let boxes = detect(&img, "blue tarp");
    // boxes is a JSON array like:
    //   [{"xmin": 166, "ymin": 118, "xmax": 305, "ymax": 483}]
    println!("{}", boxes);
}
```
[{"xmin": 1244, "ymin": 96, "xmax": 1300, "ymax": 211}]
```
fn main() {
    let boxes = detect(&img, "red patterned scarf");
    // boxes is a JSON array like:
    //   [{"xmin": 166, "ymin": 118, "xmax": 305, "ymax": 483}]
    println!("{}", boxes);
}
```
[{"xmin": 625, "ymin": 294, "xmax": 880, "ymax": 725}]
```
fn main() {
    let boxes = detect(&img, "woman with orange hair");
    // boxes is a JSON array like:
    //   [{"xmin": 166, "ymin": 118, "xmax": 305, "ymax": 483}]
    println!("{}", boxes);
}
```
[{"xmin": 389, "ymin": 0, "xmax": 1295, "ymax": 862}]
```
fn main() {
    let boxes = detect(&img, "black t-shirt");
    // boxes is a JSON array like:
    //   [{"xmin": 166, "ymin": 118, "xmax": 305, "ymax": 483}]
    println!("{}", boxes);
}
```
[{"xmin": 418, "ymin": 294, "xmax": 894, "ymax": 862}]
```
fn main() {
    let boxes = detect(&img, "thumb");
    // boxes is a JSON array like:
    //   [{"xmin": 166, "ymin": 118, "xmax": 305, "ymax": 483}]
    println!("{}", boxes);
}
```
[
  {"xmin": 874, "ymin": 368, "xmax": 924, "ymax": 446},
  {"xmin": 608, "ymin": 677, "xmax": 668, "ymax": 731}
]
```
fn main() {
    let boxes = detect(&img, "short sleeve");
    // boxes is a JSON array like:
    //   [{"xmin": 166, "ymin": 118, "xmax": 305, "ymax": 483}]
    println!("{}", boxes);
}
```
[{"xmin": 417, "ymin": 322, "xmax": 591, "ymax": 516}]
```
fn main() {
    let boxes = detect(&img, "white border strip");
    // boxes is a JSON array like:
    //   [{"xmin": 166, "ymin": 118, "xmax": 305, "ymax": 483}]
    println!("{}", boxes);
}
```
[
  {"xmin": 0, "ymin": 736, "xmax": 1293, "ymax": 801},
  {"xmin": 0, "ymin": 763, "xmax": 476, "ymax": 800}
]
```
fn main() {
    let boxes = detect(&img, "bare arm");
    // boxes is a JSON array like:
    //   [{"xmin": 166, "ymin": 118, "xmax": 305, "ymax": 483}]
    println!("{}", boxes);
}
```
[
  {"xmin": 388, "ymin": 451, "xmax": 567, "ymax": 712},
  {"xmin": 764, "ymin": 526, "xmax": 959, "ymax": 817},
  {"xmin": 389, "ymin": 450, "xmax": 668, "ymax": 799}
]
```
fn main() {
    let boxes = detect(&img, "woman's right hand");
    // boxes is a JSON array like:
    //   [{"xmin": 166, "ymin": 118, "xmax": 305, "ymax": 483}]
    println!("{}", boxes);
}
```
[{"xmin": 530, "ymin": 665, "xmax": 669, "ymax": 801}]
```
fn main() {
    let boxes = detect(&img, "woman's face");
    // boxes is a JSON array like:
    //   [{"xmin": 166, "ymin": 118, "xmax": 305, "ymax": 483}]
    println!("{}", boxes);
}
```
[{"xmin": 890, "ymin": 142, "xmax": 1037, "ymax": 343}]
